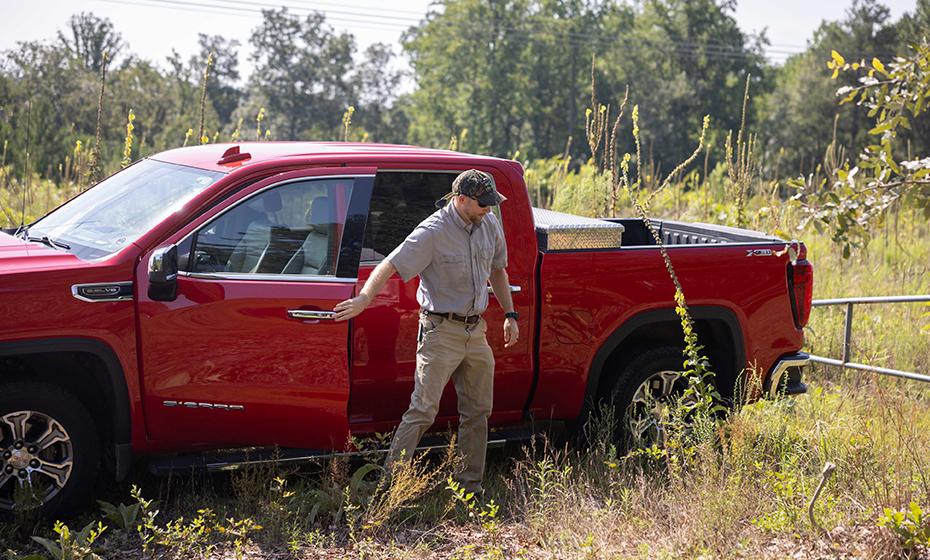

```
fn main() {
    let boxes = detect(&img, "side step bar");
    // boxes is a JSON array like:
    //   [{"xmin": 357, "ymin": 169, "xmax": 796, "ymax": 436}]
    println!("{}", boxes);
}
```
[{"xmin": 148, "ymin": 425, "xmax": 540, "ymax": 476}]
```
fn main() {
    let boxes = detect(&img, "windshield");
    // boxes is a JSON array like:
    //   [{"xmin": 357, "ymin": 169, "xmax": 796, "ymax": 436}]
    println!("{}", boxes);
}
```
[{"xmin": 25, "ymin": 159, "xmax": 224, "ymax": 260}]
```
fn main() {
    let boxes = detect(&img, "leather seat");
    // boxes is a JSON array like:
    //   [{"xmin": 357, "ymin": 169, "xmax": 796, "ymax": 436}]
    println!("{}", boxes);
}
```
[
  {"xmin": 283, "ymin": 196, "xmax": 333, "ymax": 275},
  {"xmin": 226, "ymin": 190, "xmax": 283, "ymax": 273}
]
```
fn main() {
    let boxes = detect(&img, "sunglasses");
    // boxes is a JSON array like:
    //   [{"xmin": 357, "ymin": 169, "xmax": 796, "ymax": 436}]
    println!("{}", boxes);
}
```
[{"xmin": 469, "ymin": 196, "xmax": 489, "ymax": 208}]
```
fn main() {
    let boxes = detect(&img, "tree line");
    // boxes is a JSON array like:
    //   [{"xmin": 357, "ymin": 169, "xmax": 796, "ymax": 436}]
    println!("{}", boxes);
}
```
[{"xmin": 0, "ymin": 0, "xmax": 928, "ymax": 184}]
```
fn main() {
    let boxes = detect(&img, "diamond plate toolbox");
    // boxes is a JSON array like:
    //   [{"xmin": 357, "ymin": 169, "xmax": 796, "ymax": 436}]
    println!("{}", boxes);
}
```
[{"xmin": 533, "ymin": 207, "xmax": 625, "ymax": 251}]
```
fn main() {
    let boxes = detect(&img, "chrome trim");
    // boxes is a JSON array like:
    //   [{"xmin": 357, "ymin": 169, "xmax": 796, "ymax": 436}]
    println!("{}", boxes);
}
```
[
  {"xmin": 765, "ymin": 352, "xmax": 810, "ymax": 397},
  {"xmin": 71, "ymin": 282, "xmax": 134, "ymax": 303},
  {"xmin": 179, "ymin": 271, "xmax": 358, "ymax": 283},
  {"xmin": 288, "ymin": 310, "xmax": 337, "ymax": 320},
  {"xmin": 163, "ymin": 400, "xmax": 244, "ymax": 411},
  {"xmin": 377, "ymin": 169, "xmax": 489, "ymax": 176},
  {"xmin": 488, "ymin": 284, "xmax": 522, "ymax": 295}
]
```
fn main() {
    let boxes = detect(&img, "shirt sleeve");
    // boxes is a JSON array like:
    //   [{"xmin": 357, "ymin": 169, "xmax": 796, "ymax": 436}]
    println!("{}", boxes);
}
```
[
  {"xmin": 491, "ymin": 216, "xmax": 508, "ymax": 270},
  {"xmin": 386, "ymin": 225, "xmax": 434, "ymax": 282}
]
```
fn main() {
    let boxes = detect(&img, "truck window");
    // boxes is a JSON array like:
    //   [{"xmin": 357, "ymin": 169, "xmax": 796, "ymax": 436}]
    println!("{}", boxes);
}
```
[
  {"xmin": 361, "ymin": 171, "xmax": 503, "ymax": 263},
  {"xmin": 189, "ymin": 178, "xmax": 354, "ymax": 276}
]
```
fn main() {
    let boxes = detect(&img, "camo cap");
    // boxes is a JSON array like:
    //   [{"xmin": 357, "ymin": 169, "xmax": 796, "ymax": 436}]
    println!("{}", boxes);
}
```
[{"xmin": 437, "ymin": 169, "xmax": 507, "ymax": 208}]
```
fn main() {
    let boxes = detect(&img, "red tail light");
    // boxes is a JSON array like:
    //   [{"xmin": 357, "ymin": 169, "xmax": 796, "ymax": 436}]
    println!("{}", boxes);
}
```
[{"xmin": 788, "ymin": 260, "xmax": 814, "ymax": 328}]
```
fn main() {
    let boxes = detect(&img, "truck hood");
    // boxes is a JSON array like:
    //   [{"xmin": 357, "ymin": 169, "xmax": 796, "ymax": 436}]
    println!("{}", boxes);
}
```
[{"xmin": 0, "ymin": 231, "xmax": 86, "ymax": 273}]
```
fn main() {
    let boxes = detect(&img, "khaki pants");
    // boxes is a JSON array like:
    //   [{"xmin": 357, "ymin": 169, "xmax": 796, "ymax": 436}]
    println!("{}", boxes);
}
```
[{"xmin": 386, "ymin": 313, "xmax": 495, "ymax": 491}]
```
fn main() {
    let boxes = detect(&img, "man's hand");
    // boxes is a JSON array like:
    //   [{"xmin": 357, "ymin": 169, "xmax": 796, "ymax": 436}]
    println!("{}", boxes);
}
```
[
  {"xmin": 333, "ymin": 293, "xmax": 371, "ymax": 322},
  {"xmin": 503, "ymin": 317, "xmax": 519, "ymax": 348}
]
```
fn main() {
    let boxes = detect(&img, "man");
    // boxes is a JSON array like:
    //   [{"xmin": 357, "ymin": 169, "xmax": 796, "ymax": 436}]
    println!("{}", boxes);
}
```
[{"xmin": 333, "ymin": 169, "xmax": 519, "ymax": 494}]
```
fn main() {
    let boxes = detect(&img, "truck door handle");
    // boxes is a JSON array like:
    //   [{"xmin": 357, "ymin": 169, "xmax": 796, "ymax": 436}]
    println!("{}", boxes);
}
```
[
  {"xmin": 287, "ymin": 310, "xmax": 336, "ymax": 321},
  {"xmin": 487, "ymin": 285, "xmax": 522, "ymax": 294}
]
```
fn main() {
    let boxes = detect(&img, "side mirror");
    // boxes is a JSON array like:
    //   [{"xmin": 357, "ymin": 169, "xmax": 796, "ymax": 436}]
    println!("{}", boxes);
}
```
[{"xmin": 148, "ymin": 245, "xmax": 178, "ymax": 302}]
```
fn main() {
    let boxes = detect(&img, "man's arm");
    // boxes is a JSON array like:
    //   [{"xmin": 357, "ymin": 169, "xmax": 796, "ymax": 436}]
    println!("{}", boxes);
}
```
[
  {"xmin": 490, "ymin": 267, "xmax": 519, "ymax": 348},
  {"xmin": 333, "ymin": 259, "xmax": 396, "ymax": 321}
]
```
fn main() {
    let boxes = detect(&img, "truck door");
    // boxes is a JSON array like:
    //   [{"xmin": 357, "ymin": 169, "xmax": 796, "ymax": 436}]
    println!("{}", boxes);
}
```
[
  {"xmin": 348, "ymin": 168, "xmax": 535, "ymax": 432},
  {"xmin": 136, "ymin": 167, "xmax": 374, "ymax": 449}
]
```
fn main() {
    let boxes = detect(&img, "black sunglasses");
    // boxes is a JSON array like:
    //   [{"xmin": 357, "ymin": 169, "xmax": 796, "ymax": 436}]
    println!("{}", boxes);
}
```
[{"xmin": 469, "ymin": 196, "xmax": 489, "ymax": 208}]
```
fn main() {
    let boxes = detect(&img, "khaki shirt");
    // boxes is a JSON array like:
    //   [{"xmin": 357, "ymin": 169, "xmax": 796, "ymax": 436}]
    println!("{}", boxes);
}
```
[{"xmin": 386, "ymin": 202, "xmax": 507, "ymax": 315}]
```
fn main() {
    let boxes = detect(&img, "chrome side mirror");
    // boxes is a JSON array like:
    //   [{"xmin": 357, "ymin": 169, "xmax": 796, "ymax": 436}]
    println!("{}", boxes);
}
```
[{"xmin": 148, "ymin": 245, "xmax": 178, "ymax": 302}]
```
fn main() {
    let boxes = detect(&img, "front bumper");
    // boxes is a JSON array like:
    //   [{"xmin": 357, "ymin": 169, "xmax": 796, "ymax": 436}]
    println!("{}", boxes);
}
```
[{"xmin": 764, "ymin": 352, "xmax": 810, "ymax": 397}]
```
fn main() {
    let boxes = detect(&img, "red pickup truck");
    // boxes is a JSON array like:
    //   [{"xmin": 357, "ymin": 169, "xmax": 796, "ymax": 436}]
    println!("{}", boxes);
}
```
[{"xmin": 0, "ymin": 142, "xmax": 812, "ymax": 516}]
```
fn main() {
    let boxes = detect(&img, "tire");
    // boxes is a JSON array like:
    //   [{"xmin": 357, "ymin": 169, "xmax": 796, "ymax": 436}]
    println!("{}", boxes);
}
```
[
  {"xmin": 609, "ymin": 346, "xmax": 690, "ymax": 450},
  {"xmin": 0, "ymin": 381, "xmax": 101, "ymax": 518}
]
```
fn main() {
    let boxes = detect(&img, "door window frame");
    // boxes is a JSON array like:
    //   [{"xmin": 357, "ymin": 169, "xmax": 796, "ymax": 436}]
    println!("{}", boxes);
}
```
[
  {"xmin": 361, "ymin": 169, "xmax": 504, "ymax": 265},
  {"xmin": 168, "ymin": 169, "xmax": 374, "ymax": 283}
]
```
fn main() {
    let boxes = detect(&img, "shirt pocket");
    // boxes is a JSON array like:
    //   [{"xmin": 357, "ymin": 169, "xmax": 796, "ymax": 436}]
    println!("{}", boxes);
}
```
[
  {"xmin": 437, "ymin": 252, "xmax": 469, "ymax": 287},
  {"xmin": 476, "ymin": 247, "xmax": 494, "ymax": 279}
]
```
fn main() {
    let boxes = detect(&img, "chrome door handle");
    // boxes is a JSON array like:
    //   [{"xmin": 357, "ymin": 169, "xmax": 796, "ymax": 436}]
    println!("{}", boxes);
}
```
[
  {"xmin": 487, "ymin": 285, "xmax": 522, "ymax": 294},
  {"xmin": 287, "ymin": 310, "xmax": 336, "ymax": 320}
]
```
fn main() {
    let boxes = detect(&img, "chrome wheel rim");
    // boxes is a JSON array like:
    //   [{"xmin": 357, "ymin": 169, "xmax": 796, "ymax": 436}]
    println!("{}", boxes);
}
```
[
  {"xmin": 0, "ymin": 410, "xmax": 74, "ymax": 510},
  {"xmin": 626, "ymin": 370, "xmax": 691, "ymax": 446}
]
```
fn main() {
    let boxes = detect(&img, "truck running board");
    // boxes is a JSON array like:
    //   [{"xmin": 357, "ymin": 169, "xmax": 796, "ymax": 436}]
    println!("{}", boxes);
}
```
[{"xmin": 147, "ymin": 425, "xmax": 540, "ymax": 476}]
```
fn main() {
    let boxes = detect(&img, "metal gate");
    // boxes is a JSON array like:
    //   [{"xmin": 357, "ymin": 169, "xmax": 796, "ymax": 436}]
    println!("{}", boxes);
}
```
[{"xmin": 808, "ymin": 295, "xmax": 930, "ymax": 383}]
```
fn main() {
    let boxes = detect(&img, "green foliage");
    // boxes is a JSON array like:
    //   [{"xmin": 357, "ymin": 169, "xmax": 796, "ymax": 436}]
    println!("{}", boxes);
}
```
[
  {"xmin": 403, "ymin": 0, "xmax": 762, "ymax": 163},
  {"xmin": 31, "ymin": 520, "xmax": 107, "ymax": 560},
  {"xmin": 878, "ymin": 502, "xmax": 930, "ymax": 552},
  {"xmin": 447, "ymin": 477, "xmax": 500, "ymax": 534},
  {"xmin": 794, "ymin": 38, "xmax": 930, "ymax": 255},
  {"xmin": 759, "ymin": 0, "xmax": 903, "ymax": 176},
  {"xmin": 97, "ymin": 498, "xmax": 141, "ymax": 531}
]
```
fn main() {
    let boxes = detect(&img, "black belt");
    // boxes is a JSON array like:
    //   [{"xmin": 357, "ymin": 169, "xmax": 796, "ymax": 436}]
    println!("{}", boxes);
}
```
[{"xmin": 423, "ymin": 310, "xmax": 481, "ymax": 325}]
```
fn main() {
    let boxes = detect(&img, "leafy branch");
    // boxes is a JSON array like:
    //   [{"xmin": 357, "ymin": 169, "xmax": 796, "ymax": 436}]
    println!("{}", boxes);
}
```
[{"xmin": 794, "ymin": 41, "xmax": 930, "ymax": 256}]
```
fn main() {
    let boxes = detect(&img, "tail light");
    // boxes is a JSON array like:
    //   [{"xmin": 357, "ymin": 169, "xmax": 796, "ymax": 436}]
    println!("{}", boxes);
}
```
[{"xmin": 788, "ymin": 259, "xmax": 814, "ymax": 328}]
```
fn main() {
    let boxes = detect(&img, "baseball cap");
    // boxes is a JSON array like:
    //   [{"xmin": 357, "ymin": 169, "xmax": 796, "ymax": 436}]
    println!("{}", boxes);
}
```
[{"xmin": 436, "ymin": 169, "xmax": 507, "ymax": 208}]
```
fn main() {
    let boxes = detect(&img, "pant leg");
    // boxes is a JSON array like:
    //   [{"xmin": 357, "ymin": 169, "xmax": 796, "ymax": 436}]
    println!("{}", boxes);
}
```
[
  {"xmin": 451, "ymin": 318, "xmax": 495, "ymax": 490},
  {"xmin": 386, "ymin": 315, "xmax": 465, "ymax": 470}
]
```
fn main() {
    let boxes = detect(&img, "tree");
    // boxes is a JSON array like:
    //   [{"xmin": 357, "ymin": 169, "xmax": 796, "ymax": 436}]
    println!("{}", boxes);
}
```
[
  {"xmin": 350, "ymin": 43, "xmax": 408, "ymax": 143},
  {"xmin": 191, "ymin": 34, "xmax": 241, "ymax": 126},
  {"xmin": 403, "ymin": 0, "xmax": 765, "ymax": 166},
  {"xmin": 57, "ymin": 12, "xmax": 123, "ymax": 72},
  {"xmin": 403, "ymin": 0, "xmax": 533, "ymax": 155},
  {"xmin": 794, "ymin": 39, "xmax": 930, "ymax": 255},
  {"xmin": 759, "ymin": 0, "xmax": 899, "ymax": 176},
  {"xmin": 247, "ymin": 8, "xmax": 356, "ymax": 140}
]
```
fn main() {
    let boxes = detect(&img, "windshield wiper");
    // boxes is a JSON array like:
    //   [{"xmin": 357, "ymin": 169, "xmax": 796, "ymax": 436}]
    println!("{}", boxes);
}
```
[{"xmin": 27, "ymin": 235, "xmax": 71, "ymax": 251}]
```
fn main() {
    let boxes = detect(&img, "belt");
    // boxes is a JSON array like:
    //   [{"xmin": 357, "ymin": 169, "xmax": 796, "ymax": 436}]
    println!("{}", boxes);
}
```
[{"xmin": 423, "ymin": 310, "xmax": 481, "ymax": 325}]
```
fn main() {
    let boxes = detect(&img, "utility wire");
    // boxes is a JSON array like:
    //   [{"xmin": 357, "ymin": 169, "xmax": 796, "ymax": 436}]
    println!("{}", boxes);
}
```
[
  {"xmin": 100, "ymin": 0, "xmax": 786, "ymax": 62},
  {"xmin": 97, "ymin": 0, "xmax": 899, "ymax": 62}
]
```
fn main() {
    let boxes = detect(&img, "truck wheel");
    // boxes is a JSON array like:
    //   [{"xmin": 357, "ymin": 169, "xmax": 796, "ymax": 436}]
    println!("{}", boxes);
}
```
[
  {"xmin": 0, "ymin": 381, "xmax": 100, "ymax": 518},
  {"xmin": 611, "ymin": 346, "xmax": 691, "ymax": 449}
]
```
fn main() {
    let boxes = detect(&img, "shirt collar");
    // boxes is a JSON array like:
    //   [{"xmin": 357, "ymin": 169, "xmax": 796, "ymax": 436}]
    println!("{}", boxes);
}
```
[{"xmin": 445, "ymin": 201, "xmax": 480, "ymax": 231}]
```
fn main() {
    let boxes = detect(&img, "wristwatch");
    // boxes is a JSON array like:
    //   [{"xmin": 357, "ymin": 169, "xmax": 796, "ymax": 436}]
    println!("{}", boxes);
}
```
[{"xmin": 504, "ymin": 311, "xmax": 519, "ymax": 320}]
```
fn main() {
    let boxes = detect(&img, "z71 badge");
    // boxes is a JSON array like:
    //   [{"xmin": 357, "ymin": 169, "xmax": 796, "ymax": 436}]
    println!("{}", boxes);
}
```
[{"xmin": 746, "ymin": 249, "xmax": 774, "ymax": 257}]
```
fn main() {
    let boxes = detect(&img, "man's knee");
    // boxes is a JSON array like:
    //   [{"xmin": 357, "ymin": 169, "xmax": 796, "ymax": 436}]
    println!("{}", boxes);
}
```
[{"xmin": 402, "ymin": 399, "xmax": 440, "ymax": 427}]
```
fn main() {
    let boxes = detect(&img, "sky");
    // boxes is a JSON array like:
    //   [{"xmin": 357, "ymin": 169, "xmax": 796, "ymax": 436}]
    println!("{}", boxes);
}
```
[{"xmin": 0, "ymin": 0, "xmax": 919, "ymax": 85}]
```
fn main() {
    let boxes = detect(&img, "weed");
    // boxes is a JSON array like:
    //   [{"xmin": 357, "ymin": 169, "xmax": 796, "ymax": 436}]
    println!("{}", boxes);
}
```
[
  {"xmin": 31, "ymin": 520, "xmax": 107, "ymax": 560},
  {"xmin": 878, "ymin": 501, "xmax": 930, "ymax": 555}
]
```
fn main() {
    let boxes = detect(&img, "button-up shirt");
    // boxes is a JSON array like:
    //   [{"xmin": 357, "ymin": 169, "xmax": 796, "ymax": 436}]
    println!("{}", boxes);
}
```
[{"xmin": 386, "ymin": 202, "xmax": 507, "ymax": 315}]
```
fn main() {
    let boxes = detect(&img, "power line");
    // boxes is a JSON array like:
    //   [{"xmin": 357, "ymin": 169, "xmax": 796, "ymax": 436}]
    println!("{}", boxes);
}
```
[
  {"xmin": 95, "ymin": 0, "xmax": 897, "ymax": 63},
  {"xmin": 100, "ymin": 0, "xmax": 788, "ymax": 63}
]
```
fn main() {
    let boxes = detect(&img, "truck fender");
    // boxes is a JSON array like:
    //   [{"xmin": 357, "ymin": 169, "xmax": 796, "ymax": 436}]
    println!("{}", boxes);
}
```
[
  {"xmin": 0, "ymin": 337, "xmax": 132, "ymax": 480},
  {"xmin": 583, "ymin": 306, "xmax": 746, "ymax": 409}
]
